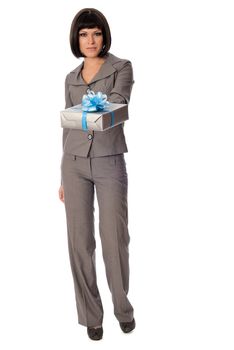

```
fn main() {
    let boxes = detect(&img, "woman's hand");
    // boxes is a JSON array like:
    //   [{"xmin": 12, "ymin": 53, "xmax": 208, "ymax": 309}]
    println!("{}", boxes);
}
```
[{"xmin": 59, "ymin": 185, "xmax": 65, "ymax": 203}]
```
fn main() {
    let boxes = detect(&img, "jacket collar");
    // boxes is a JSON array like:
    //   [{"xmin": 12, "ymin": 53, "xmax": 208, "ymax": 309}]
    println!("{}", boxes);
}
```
[{"xmin": 67, "ymin": 53, "xmax": 118, "ymax": 86}]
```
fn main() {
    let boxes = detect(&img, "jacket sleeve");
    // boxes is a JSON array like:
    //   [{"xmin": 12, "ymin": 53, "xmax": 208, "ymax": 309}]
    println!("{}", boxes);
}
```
[
  {"xmin": 61, "ymin": 75, "xmax": 73, "ymax": 186},
  {"xmin": 62, "ymin": 75, "xmax": 73, "ymax": 152},
  {"xmin": 108, "ymin": 61, "xmax": 134, "ymax": 104}
]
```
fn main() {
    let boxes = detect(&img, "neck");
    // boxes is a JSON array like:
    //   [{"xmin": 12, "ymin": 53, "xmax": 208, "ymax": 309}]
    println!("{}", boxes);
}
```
[{"xmin": 83, "ymin": 56, "xmax": 105, "ymax": 68}]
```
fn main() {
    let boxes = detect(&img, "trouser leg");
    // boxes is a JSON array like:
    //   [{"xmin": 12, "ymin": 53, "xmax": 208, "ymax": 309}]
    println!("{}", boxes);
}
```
[
  {"xmin": 93, "ymin": 154, "xmax": 134, "ymax": 323},
  {"xmin": 61, "ymin": 154, "xmax": 103, "ymax": 327}
]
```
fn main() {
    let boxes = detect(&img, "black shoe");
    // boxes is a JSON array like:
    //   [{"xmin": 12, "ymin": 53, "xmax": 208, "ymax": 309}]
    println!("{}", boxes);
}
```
[
  {"xmin": 119, "ymin": 318, "xmax": 136, "ymax": 333},
  {"xmin": 87, "ymin": 326, "xmax": 103, "ymax": 340}
]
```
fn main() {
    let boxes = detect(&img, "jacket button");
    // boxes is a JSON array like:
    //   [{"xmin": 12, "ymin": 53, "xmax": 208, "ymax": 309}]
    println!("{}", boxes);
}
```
[{"xmin": 87, "ymin": 134, "xmax": 93, "ymax": 140}]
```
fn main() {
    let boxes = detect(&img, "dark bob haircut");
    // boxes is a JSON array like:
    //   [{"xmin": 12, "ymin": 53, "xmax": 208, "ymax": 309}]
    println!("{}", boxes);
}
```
[{"xmin": 70, "ymin": 8, "xmax": 112, "ymax": 58}]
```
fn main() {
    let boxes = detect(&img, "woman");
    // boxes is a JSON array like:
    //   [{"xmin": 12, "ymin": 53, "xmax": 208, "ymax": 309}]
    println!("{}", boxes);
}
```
[{"xmin": 58, "ymin": 8, "xmax": 135, "ymax": 341}]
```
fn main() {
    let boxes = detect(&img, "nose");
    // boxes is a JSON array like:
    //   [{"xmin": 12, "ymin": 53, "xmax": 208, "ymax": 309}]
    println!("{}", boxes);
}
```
[{"xmin": 88, "ymin": 34, "xmax": 95, "ymax": 44}]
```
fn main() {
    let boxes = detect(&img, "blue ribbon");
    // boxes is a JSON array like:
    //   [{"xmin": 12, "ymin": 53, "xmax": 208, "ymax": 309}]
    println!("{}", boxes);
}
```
[
  {"xmin": 82, "ymin": 90, "xmax": 109, "ymax": 112},
  {"xmin": 81, "ymin": 90, "xmax": 111, "ymax": 131},
  {"xmin": 82, "ymin": 111, "xmax": 88, "ymax": 130},
  {"xmin": 66, "ymin": 90, "xmax": 116, "ymax": 130},
  {"xmin": 110, "ymin": 111, "xmax": 115, "ymax": 126}
]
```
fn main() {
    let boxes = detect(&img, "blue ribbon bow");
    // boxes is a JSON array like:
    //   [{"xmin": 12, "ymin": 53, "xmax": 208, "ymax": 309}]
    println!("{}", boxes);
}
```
[
  {"xmin": 81, "ymin": 90, "xmax": 114, "ymax": 131},
  {"xmin": 82, "ymin": 90, "xmax": 109, "ymax": 112}
]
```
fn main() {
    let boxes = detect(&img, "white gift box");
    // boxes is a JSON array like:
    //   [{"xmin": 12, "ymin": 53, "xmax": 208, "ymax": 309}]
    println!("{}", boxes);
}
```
[{"xmin": 60, "ymin": 103, "xmax": 128, "ymax": 131}]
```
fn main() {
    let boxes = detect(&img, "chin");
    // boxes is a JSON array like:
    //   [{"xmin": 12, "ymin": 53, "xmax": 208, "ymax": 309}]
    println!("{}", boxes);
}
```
[
  {"xmin": 84, "ymin": 50, "xmax": 102, "ymax": 58},
  {"xmin": 87, "ymin": 54, "xmax": 98, "ymax": 58}
]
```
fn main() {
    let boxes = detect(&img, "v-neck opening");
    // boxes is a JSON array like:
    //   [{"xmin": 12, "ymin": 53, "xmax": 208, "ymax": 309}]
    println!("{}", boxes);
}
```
[{"xmin": 80, "ymin": 59, "xmax": 107, "ymax": 85}]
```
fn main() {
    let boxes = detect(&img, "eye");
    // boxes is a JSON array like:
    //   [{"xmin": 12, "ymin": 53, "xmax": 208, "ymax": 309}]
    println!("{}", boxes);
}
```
[
  {"xmin": 95, "ymin": 32, "xmax": 102, "ymax": 36},
  {"xmin": 79, "ymin": 32, "xmax": 87, "ymax": 37}
]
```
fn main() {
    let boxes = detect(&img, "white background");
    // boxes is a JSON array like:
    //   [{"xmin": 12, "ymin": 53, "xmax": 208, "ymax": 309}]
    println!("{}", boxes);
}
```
[{"xmin": 0, "ymin": 0, "xmax": 233, "ymax": 349}]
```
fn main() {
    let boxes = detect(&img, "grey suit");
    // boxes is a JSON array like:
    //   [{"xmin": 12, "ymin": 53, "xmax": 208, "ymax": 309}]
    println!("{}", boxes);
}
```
[
  {"xmin": 63, "ymin": 52, "xmax": 134, "ymax": 157},
  {"xmin": 61, "ymin": 53, "xmax": 135, "ymax": 327}
]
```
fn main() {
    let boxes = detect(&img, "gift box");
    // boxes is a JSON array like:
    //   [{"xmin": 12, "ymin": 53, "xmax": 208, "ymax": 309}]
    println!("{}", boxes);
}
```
[
  {"xmin": 60, "ymin": 102, "xmax": 128, "ymax": 131},
  {"xmin": 60, "ymin": 90, "xmax": 128, "ymax": 131}
]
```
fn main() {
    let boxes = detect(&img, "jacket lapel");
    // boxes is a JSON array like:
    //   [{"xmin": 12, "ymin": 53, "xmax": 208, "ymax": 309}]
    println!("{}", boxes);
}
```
[{"xmin": 67, "ymin": 53, "xmax": 117, "ymax": 86}]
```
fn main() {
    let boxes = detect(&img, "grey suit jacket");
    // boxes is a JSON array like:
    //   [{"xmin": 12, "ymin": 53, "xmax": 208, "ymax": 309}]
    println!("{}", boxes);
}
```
[{"xmin": 62, "ymin": 52, "xmax": 134, "ymax": 157}]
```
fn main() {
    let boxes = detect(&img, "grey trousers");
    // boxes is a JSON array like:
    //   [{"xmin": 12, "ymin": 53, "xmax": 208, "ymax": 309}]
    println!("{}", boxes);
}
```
[{"xmin": 61, "ymin": 153, "xmax": 134, "ymax": 327}]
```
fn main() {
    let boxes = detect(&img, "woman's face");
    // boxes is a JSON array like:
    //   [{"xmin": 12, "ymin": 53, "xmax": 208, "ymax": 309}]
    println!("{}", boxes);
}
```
[{"xmin": 79, "ymin": 27, "xmax": 104, "ymax": 58}]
